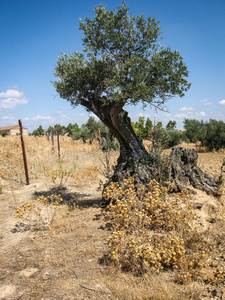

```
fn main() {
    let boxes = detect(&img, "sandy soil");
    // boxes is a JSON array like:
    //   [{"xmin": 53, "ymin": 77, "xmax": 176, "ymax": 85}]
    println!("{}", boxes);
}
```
[{"xmin": 0, "ymin": 137, "xmax": 224, "ymax": 299}]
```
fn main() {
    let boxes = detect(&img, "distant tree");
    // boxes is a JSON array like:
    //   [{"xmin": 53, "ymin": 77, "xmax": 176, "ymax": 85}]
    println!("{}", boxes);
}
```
[
  {"xmin": 0, "ymin": 131, "xmax": 8, "ymax": 137},
  {"xmin": 183, "ymin": 118, "xmax": 225, "ymax": 151},
  {"xmin": 32, "ymin": 125, "xmax": 44, "ymax": 136},
  {"xmin": 202, "ymin": 119, "xmax": 225, "ymax": 151},
  {"xmin": 145, "ymin": 118, "xmax": 153, "ymax": 136},
  {"xmin": 79, "ymin": 125, "xmax": 91, "ymax": 143},
  {"xmin": 53, "ymin": 124, "xmax": 65, "ymax": 135},
  {"xmin": 132, "ymin": 117, "xmax": 153, "ymax": 139},
  {"xmin": 53, "ymin": 1, "xmax": 191, "ymax": 185},
  {"xmin": 71, "ymin": 116, "xmax": 118, "ymax": 149},
  {"xmin": 47, "ymin": 126, "xmax": 52, "ymax": 135},
  {"xmin": 156, "ymin": 121, "xmax": 163, "ymax": 129},
  {"xmin": 85, "ymin": 116, "xmax": 100, "ymax": 139},
  {"xmin": 150, "ymin": 122, "xmax": 167, "ymax": 150},
  {"xmin": 71, "ymin": 116, "xmax": 99, "ymax": 142},
  {"xmin": 135, "ymin": 117, "xmax": 145, "ymax": 138},
  {"xmin": 66, "ymin": 123, "xmax": 80, "ymax": 137},
  {"xmin": 166, "ymin": 120, "xmax": 177, "ymax": 130},
  {"xmin": 183, "ymin": 119, "xmax": 202, "ymax": 143},
  {"xmin": 166, "ymin": 130, "xmax": 183, "ymax": 148}
]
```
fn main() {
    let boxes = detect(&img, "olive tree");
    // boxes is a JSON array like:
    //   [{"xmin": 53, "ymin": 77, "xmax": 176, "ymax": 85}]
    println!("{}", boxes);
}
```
[{"xmin": 53, "ymin": 1, "xmax": 191, "ymax": 185}]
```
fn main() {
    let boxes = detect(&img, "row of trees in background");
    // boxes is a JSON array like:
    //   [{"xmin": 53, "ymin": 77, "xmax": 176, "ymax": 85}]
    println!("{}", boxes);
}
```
[
  {"xmin": 132, "ymin": 117, "xmax": 225, "ymax": 151},
  {"xmin": 183, "ymin": 119, "xmax": 225, "ymax": 151},
  {"xmin": 31, "ymin": 117, "xmax": 225, "ymax": 152},
  {"xmin": 31, "ymin": 116, "xmax": 118, "ymax": 150},
  {"xmin": 131, "ymin": 117, "xmax": 181, "ymax": 149}
]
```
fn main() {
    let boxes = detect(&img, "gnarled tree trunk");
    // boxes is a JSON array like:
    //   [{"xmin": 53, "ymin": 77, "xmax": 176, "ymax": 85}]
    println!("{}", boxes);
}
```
[
  {"xmin": 83, "ymin": 101, "xmax": 219, "ymax": 195},
  {"xmin": 90, "ymin": 105, "xmax": 166, "ymax": 186},
  {"xmin": 104, "ymin": 108, "xmax": 153, "ymax": 185},
  {"xmin": 169, "ymin": 146, "xmax": 218, "ymax": 195}
]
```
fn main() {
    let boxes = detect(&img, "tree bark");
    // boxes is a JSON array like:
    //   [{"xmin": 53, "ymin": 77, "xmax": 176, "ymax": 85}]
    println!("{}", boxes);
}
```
[
  {"xmin": 87, "ymin": 104, "xmax": 163, "ymax": 186},
  {"xmin": 169, "ymin": 146, "xmax": 218, "ymax": 195},
  {"xmin": 105, "ymin": 107, "xmax": 154, "ymax": 184}
]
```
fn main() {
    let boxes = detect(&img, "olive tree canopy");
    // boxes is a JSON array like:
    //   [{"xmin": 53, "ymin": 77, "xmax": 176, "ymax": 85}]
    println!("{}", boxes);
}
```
[{"xmin": 53, "ymin": 1, "xmax": 191, "ymax": 185}]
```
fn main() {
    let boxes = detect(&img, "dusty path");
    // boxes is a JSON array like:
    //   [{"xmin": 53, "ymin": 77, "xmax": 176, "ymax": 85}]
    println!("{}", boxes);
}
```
[{"xmin": 0, "ymin": 180, "xmax": 112, "ymax": 299}]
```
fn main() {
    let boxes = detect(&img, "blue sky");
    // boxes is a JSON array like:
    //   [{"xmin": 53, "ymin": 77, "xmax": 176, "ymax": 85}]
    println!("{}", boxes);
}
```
[{"xmin": 0, "ymin": 0, "xmax": 224, "ymax": 132}]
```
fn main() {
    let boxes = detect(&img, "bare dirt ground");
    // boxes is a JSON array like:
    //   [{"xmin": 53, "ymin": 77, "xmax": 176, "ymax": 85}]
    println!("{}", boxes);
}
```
[{"xmin": 0, "ymin": 136, "xmax": 224, "ymax": 300}]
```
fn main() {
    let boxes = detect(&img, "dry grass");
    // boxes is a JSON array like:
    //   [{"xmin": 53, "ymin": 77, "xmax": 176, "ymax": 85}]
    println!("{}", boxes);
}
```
[{"xmin": 0, "ymin": 136, "xmax": 224, "ymax": 299}]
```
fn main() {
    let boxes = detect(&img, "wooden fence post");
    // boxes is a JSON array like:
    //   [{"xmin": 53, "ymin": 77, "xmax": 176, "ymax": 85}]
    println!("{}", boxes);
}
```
[
  {"xmin": 57, "ymin": 125, "xmax": 60, "ymax": 160},
  {"xmin": 18, "ymin": 120, "xmax": 30, "ymax": 185},
  {"xmin": 51, "ymin": 127, "xmax": 54, "ymax": 152}
]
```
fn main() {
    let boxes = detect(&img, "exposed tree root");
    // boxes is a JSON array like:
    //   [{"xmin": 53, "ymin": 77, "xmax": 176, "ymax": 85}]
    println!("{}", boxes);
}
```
[{"xmin": 169, "ymin": 146, "xmax": 218, "ymax": 195}]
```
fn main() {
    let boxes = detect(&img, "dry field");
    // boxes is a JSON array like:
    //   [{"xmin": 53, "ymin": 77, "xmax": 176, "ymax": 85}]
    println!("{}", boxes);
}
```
[{"xmin": 0, "ymin": 136, "xmax": 224, "ymax": 300}]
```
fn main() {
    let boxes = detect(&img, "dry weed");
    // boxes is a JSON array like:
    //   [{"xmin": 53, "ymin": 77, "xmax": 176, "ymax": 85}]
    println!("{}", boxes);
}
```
[
  {"xmin": 103, "ymin": 177, "xmax": 222, "ymax": 286},
  {"xmin": 14, "ymin": 194, "xmax": 67, "ymax": 231}
]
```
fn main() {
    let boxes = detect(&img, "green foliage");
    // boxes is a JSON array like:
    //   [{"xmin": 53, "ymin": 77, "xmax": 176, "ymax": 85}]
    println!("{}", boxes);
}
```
[
  {"xmin": 53, "ymin": 1, "xmax": 190, "ymax": 115},
  {"xmin": 166, "ymin": 129, "xmax": 183, "ymax": 148},
  {"xmin": 52, "ymin": 1, "xmax": 191, "ymax": 183},
  {"xmin": 132, "ymin": 117, "xmax": 153, "ymax": 139},
  {"xmin": 55, "ymin": 124, "xmax": 66, "ymax": 135},
  {"xmin": 132, "ymin": 117, "xmax": 182, "ymax": 149},
  {"xmin": 149, "ymin": 120, "xmax": 184, "ymax": 150},
  {"xmin": 183, "ymin": 119, "xmax": 203, "ymax": 143},
  {"xmin": 145, "ymin": 118, "xmax": 153, "ymax": 133},
  {"xmin": 32, "ymin": 125, "xmax": 44, "ymax": 137},
  {"xmin": 48, "ymin": 124, "xmax": 67, "ymax": 135},
  {"xmin": 183, "ymin": 119, "xmax": 225, "ymax": 151},
  {"xmin": 150, "ymin": 122, "xmax": 168, "ymax": 150},
  {"xmin": 166, "ymin": 120, "xmax": 176, "ymax": 130},
  {"xmin": 0, "ymin": 131, "xmax": 8, "ymax": 137},
  {"xmin": 66, "ymin": 123, "xmax": 79, "ymax": 137},
  {"xmin": 47, "ymin": 126, "xmax": 52, "ymax": 134},
  {"xmin": 79, "ymin": 125, "xmax": 91, "ymax": 143},
  {"xmin": 203, "ymin": 119, "xmax": 225, "ymax": 151},
  {"xmin": 71, "ymin": 116, "xmax": 118, "ymax": 149}
]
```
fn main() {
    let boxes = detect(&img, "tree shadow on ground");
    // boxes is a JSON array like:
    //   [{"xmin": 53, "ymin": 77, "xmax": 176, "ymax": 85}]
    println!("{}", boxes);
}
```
[{"xmin": 32, "ymin": 185, "xmax": 103, "ymax": 209}]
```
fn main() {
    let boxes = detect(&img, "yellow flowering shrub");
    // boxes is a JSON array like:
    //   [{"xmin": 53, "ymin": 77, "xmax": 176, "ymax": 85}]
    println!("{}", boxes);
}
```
[{"xmin": 104, "ymin": 178, "xmax": 207, "ymax": 279}]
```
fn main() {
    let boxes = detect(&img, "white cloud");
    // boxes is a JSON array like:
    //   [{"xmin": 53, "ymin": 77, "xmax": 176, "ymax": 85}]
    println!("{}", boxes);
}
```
[
  {"xmin": 0, "ymin": 114, "xmax": 17, "ymax": 124},
  {"xmin": 0, "ymin": 98, "xmax": 28, "ymax": 109},
  {"xmin": 0, "ymin": 89, "xmax": 24, "ymax": 98},
  {"xmin": 202, "ymin": 98, "xmax": 212, "ymax": 105},
  {"xmin": 36, "ymin": 115, "xmax": 53, "ymax": 121},
  {"xmin": 174, "ymin": 113, "xmax": 190, "ymax": 119},
  {"xmin": 179, "ymin": 107, "xmax": 194, "ymax": 111},
  {"xmin": 24, "ymin": 115, "xmax": 55, "ymax": 122},
  {"xmin": 218, "ymin": 99, "xmax": 225, "ymax": 105},
  {"xmin": 196, "ymin": 111, "xmax": 206, "ymax": 118},
  {"xmin": 136, "ymin": 112, "xmax": 150, "ymax": 118},
  {"xmin": 162, "ymin": 112, "xmax": 171, "ymax": 117},
  {"xmin": 0, "ymin": 89, "xmax": 28, "ymax": 110},
  {"xmin": 22, "ymin": 115, "xmax": 56, "ymax": 132},
  {"xmin": 174, "ymin": 111, "xmax": 206, "ymax": 119}
]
